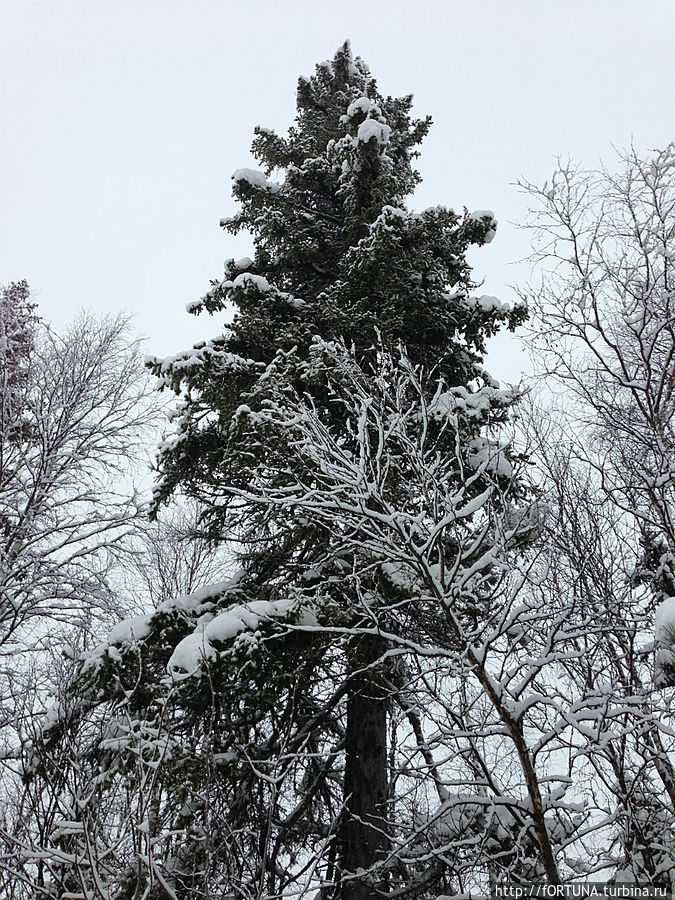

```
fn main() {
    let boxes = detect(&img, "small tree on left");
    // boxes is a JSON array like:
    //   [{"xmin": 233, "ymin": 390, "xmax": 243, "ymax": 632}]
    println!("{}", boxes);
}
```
[{"xmin": 0, "ymin": 281, "xmax": 157, "ymax": 894}]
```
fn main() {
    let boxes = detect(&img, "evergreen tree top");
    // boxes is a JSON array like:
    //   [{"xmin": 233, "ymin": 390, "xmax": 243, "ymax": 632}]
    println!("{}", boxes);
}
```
[{"xmin": 147, "ymin": 42, "xmax": 524, "ymax": 513}]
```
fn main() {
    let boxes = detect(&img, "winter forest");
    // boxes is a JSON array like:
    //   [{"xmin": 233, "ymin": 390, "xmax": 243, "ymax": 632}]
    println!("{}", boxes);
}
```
[{"xmin": 3, "ymin": 42, "xmax": 675, "ymax": 898}]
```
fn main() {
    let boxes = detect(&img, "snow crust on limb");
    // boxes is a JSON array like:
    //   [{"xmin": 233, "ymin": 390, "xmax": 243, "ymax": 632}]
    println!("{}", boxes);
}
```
[
  {"xmin": 107, "ymin": 614, "xmax": 153, "ymax": 645},
  {"xmin": 167, "ymin": 597, "xmax": 314, "ymax": 679},
  {"xmin": 232, "ymin": 167, "xmax": 281, "ymax": 194},
  {"xmin": 147, "ymin": 342, "xmax": 262, "ymax": 401},
  {"xmin": 99, "ymin": 569, "xmax": 313, "ymax": 683},
  {"xmin": 231, "ymin": 256, "xmax": 254, "ymax": 271},
  {"xmin": 357, "ymin": 118, "xmax": 391, "ymax": 145},
  {"xmin": 40, "ymin": 701, "xmax": 67, "ymax": 737},
  {"xmin": 468, "ymin": 209, "xmax": 498, "ymax": 243},
  {"xmin": 92, "ymin": 575, "xmax": 244, "ymax": 659},
  {"xmin": 341, "ymin": 94, "xmax": 392, "ymax": 144},
  {"xmin": 429, "ymin": 384, "xmax": 513, "ymax": 421},
  {"xmin": 167, "ymin": 625, "xmax": 217, "ymax": 679},
  {"xmin": 467, "ymin": 294, "xmax": 510, "ymax": 313},
  {"xmin": 157, "ymin": 574, "xmax": 246, "ymax": 613},
  {"xmin": 231, "ymin": 272, "xmax": 272, "ymax": 292},
  {"xmin": 343, "ymin": 96, "xmax": 382, "ymax": 120},
  {"xmin": 468, "ymin": 437, "xmax": 514, "ymax": 478}
]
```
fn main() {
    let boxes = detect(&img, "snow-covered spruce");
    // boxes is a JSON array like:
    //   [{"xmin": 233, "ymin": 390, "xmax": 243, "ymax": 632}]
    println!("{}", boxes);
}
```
[{"xmin": 35, "ymin": 42, "xmax": 626, "ymax": 900}]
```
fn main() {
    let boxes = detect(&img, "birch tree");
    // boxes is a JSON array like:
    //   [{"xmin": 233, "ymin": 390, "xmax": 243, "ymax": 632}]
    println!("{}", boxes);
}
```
[
  {"xmin": 0, "ymin": 290, "xmax": 154, "ymax": 655},
  {"xmin": 0, "ymin": 285, "xmax": 158, "ymax": 894},
  {"xmin": 518, "ymin": 145, "xmax": 675, "ymax": 680},
  {"xmin": 518, "ymin": 144, "xmax": 675, "ymax": 886}
]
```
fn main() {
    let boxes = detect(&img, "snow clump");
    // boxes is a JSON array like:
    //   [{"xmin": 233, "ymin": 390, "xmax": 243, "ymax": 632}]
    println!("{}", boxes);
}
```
[
  {"xmin": 232, "ymin": 272, "xmax": 272, "ymax": 292},
  {"xmin": 357, "ymin": 119, "xmax": 391, "ymax": 146},
  {"xmin": 468, "ymin": 210, "xmax": 498, "ymax": 243},
  {"xmin": 340, "ymin": 96, "xmax": 391, "ymax": 145},
  {"xmin": 232, "ymin": 168, "xmax": 281, "ymax": 194},
  {"xmin": 166, "ymin": 597, "xmax": 317, "ymax": 681},
  {"xmin": 108, "ymin": 614, "xmax": 153, "ymax": 645},
  {"xmin": 343, "ymin": 96, "xmax": 381, "ymax": 120}
]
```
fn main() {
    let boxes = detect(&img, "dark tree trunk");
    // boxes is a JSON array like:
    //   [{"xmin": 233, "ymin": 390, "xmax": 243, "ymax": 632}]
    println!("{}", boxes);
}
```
[{"xmin": 340, "ymin": 635, "xmax": 389, "ymax": 900}]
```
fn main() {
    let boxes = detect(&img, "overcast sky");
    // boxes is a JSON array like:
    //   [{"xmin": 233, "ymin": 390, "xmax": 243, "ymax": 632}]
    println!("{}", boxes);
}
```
[{"xmin": 2, "ymin": 0, "xmax": 674, "ymax": 383}]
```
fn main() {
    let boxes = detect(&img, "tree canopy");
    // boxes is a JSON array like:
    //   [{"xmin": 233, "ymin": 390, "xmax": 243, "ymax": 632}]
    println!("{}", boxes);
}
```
[
  {"xmin": 22, "ymin": 46, "xmax": 675, "ymax": 900},
  {"xmin": 26, "ymin": 42, "xmax": 535, "ymax": 899}
]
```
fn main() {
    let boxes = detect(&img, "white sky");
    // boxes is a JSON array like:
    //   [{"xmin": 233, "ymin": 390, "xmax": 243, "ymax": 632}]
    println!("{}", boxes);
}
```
[{"xmin": 2, "ymin": 0, "xmax": 674, "ymax": 384}]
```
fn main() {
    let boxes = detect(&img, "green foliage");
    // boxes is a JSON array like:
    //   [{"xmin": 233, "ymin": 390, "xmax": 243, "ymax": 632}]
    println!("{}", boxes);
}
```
[{"xmin": 148, "ymin": 40, "xmax": 523, "ymax": 520}]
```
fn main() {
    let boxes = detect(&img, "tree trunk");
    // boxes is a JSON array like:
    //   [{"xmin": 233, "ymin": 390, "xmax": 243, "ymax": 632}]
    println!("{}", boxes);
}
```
[{"xmin": 340, "ymin": 634, "xmax": 389, "ymax": 900}]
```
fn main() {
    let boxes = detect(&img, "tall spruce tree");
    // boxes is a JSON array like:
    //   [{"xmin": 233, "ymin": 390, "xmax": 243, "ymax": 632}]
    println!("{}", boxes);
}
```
[{"xmin": 36, "ymin": 44, "xmax": 529, "ymax": 898}]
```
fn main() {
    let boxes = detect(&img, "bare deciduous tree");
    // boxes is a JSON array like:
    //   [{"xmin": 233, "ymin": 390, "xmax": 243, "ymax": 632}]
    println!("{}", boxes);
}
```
[
  {"xmin": 0, "ymin": 285, "xmax": 160, "ymax": 893},
  {"xmin": 518, "ymin": 144, "xmax": 675, "ymax": 883},
  {"xmin": 518, "ymin": 144, "xmax": 675, "ymax": 593}
]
